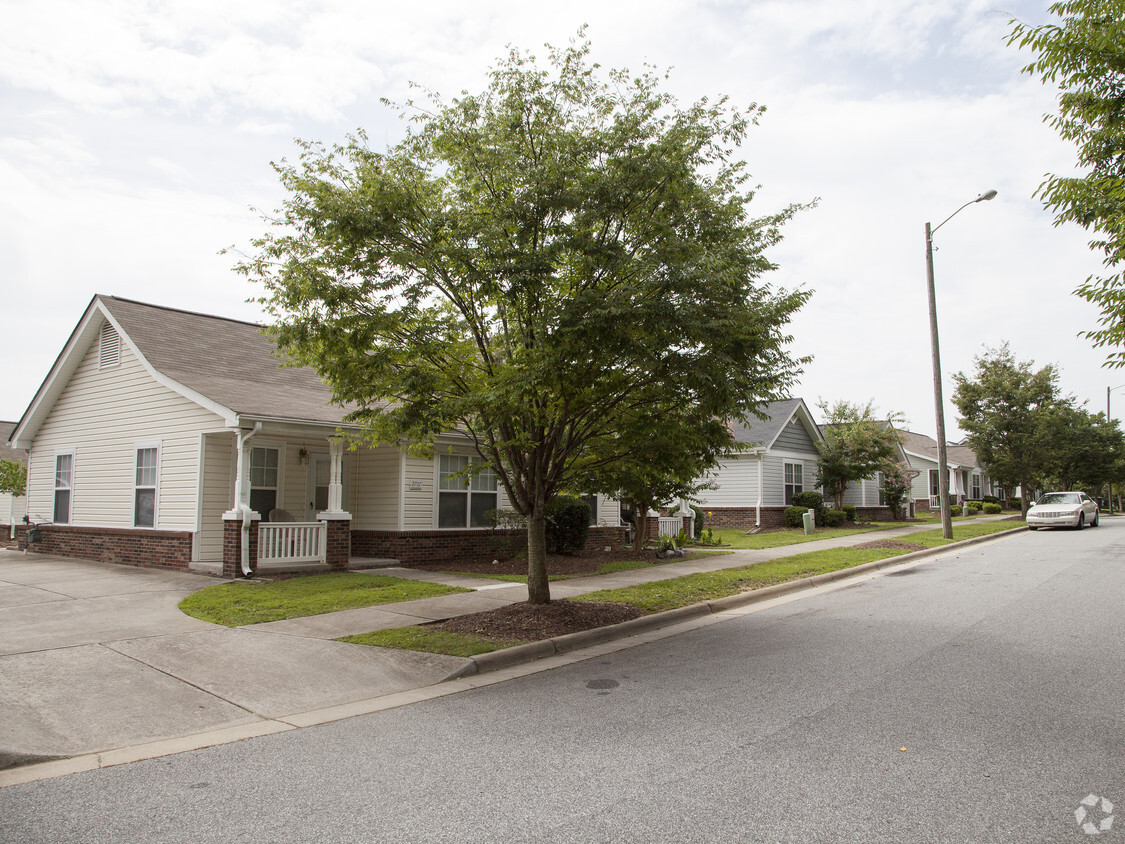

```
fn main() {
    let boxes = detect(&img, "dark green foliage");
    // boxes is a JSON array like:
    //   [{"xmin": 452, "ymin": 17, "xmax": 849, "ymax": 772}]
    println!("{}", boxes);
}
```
[
  {"xmin": 784, "ymin": 506, "xmax": 809, "ymax": 528},
  {"xmin": 546, "ymin": 496, "xmax": 591, "ymax": 554},
  {"xmin": 822, "ymin": 509, "xmax": 846, "ymax": 528},
  {"xmin": 791, "ymin": 491, "xmax": 825, "ymax": 524},
  {"xmin": 816, "ymin": 400, "xmax": 905, "ymax": 509},
  {"xmin": 967, "ymin": 501, "xmax": 983, "ymax": 512},
  {"xmin": 841, "ymin": 505, "xmax": 857, "ymax": 522},
  {"xmin": 982, "ymin": 502, "xmax": 1002, "ymax": 514},
  {"xmin": 982, "ymin": 495, "xmax": 1001, "ymax": 505}
]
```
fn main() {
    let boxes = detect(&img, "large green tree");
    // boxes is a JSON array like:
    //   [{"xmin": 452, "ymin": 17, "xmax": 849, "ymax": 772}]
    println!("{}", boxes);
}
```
[
  {"xmin": 1009, "ymin": 1, "xmax": 1125, "ymax": 364},
  {"xmin": 237, "ymin": 39, "xmax": 811, "ymax": 604},
  {"xmin": 815, "ymin": 400, "xmax": 903, "ymax": 510},
  {"xmin": 1038, "ymin": 402, "xmax": 1125, "ymax": 491},
  {"xmin": 952, "ymin": 344, "xmax": 1062, "ymax": 514},
  {"xmin": 0, "ymin": 458, "xmax": 25, "ymax": 498}
]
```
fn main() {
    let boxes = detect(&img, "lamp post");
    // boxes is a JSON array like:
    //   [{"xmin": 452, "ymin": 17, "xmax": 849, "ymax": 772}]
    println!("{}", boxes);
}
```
[{"xmin": 925, "ymin": 189, "xmax": 997, "ymax": 540}]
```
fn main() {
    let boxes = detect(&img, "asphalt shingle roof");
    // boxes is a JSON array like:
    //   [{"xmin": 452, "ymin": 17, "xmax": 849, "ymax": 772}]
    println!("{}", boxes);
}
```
[{"xmin": 728, "ymin": 398, "xmax": 806, "ymax": 448}]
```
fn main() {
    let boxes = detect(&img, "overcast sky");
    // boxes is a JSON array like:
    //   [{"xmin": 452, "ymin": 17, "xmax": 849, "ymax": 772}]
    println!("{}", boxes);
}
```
[{"xmin": 1, "ymin": 0, "xmax": 1111, "ymax": 438}]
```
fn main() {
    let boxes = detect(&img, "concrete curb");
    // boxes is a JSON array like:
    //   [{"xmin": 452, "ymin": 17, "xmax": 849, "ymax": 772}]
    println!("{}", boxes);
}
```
[{"xmin": 465, "ymin": 525, "xmax": 1027, "ymax": 676}]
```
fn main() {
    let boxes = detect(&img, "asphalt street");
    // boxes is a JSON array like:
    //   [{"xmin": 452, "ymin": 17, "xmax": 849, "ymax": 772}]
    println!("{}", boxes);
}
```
[{"xmin": 2, "ymin": 519, "xmax": 1123, "ymax": 843}]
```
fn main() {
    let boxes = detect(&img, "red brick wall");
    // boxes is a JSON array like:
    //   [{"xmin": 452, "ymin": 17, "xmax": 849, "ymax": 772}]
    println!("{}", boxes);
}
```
[
  {"xmin": 351, "ymin": 525, "xmax": 626, "ymax": 564},
  {"xmin": 325, "ymin": 520, "xmax": 350, "ymax": 571},
  {"xmin": 855, "ymin": 507, "xmax": 895, "ymax": 522},
  {"xmin": 704, "ymin": 507, "xmax": 789, "ymax": 530},
  {"xmin": 20, "ymin": 524, "xmax": 193, "ymax": 570},
  {"xmin": 223, "ymin": 518, "xmax": 260, "ymax": 578}
]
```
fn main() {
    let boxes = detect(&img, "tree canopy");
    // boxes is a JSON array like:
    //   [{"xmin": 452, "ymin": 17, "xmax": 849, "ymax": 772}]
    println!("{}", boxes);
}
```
[
  {"xmin": 952, "ymin": 344, "xmax": 1062, "ymax": 511},
  {"xmin": 814, "ymin": 400, "xmax": 903, "ymax": 510},
  {"xmin": 0, "ymin": 458, "xmax": 25, "ymax": 498},
  {"xmin": 237, "ymin": 37, "xmax": 811, "ymax": 604},
  {"xmin": 1009, "ymin": 1, "xmax": 1125, "ymax": 365}
]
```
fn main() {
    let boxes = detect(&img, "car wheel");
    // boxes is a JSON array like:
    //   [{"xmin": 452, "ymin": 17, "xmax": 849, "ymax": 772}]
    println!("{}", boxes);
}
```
[
  {"xmin": 1093, "ymin": 511, "xmax": 1100, "ymax": 527},
  {"xmin": 1028, "ymin": 525, "xmax": 1038, "ymax": 531},
  {"xmin": 1077, "ymin": 513, "xmax": 1086, "ymax": 529}
]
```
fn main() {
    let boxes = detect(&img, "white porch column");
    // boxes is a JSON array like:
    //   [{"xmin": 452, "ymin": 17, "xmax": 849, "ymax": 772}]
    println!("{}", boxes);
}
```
[
  {"xmin": 224, "ymin": 424, "xmax": 261, "ymax": 520},
  {"xmin": 318, "ymin": 435, "xmax": 352, "ymax": 520}
]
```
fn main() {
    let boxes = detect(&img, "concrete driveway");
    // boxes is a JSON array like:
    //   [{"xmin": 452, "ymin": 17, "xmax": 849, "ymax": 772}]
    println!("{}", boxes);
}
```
[{"xmin": 0, "ymin": 550, "xmax": 468, "ymax": 769}]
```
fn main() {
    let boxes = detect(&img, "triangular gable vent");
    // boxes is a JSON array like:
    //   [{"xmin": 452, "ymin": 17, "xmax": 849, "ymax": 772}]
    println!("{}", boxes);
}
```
[{"xmin": 99, "ymin": 323, "xmax": 120, "ymax": 369}]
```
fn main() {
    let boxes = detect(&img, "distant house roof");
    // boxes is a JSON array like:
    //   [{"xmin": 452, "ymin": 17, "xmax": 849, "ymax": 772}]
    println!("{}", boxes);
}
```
[
  {"xmin": 728, "ymin": 398, "xmax": 822, "ymax": 450},
  {"xmin": 900, "ymin": 430, "xmax": 981, "ymax": 470},
  {"xmin": 1, "ymin": 424, "xmax": 26, "ymax": 461}
]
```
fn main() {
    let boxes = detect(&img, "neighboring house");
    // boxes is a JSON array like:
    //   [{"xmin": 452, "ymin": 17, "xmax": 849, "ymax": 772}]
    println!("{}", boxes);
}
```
[
  {"xmin": 9, "ymin": 295, "xmax": 624, "ymax": 576},
  {"xmin": 820, "ymin": 421, "xmax": 913, "ymax": 516},
  {"xmin": 899, "ymin": 431, "xmax": 1000, "ymax": 511},
  {"xmin": 1, "ymin": 428, "xmax": 28, "ymax": 541}
]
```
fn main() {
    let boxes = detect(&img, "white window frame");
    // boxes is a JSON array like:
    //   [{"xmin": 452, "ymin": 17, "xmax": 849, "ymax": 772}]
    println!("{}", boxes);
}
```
[
  {"xmin": 249, "ymin": 444, "xmax": 283, "ymax": 518},
  {"xmin": 929, "ymin": 469, "xmax": 940, "ymax": 497},
  {"xmin": 971, "ymin": 473, "xmax": 981, "ymax": 500},
  {"xmin": 784, "ymin": 461, "xmax": 803, "ymax": 505},
  {"xmin": 436, "ymin": 454, "xmax": 498, "ymax": 529},
  {"xmin": 133, "ymin": 441, "xmax": 160, "ymax": 529},
  {"xmin": 54, "ymin": 450, "xmax": 75, "ymax": 525}
]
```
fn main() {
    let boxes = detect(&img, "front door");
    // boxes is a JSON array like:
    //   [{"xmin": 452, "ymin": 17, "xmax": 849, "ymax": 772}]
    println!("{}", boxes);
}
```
[{"xmin": 306, "ymin": 457, "xmax": 330, "ymax": 521}]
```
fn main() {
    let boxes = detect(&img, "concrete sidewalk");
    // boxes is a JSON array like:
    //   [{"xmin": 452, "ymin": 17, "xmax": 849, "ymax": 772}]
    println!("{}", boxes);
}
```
[{"xmin": 0, "ymin": 516, "xmax": 1021, "ymax": 784}]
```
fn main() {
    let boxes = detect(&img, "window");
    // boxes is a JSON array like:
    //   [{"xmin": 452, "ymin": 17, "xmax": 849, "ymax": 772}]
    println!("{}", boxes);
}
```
[
  {"xmin": 876, "ymin": 471, "xmax": 886, "ymax": 507},
  {"xmin": 54, "ymin": 452, "xmax": 74, "ymax": 524},
  {"xmin": 134, "ymin": 446, "xmax": 159, "ymax": 527},
  {"xmin": 929, "ymin": 469, "xmax": 940, "ymax": 497},
  {"xmin": 582, "ymin": 494, "xmax": 599, "ymax": 525},
  {"xmin": 784, "ymin": 462, "xmax": 803, "ymax": 505},
  {"xmin": 249, "ymin": 447, "xmax": 279, "ymax": 516},
  {"xmin": 438, "ymin": 455, "xmax": 498, "ymax": 528},
  {"xmin": 971, "ymin": 474, "xmax": 981, "ymax": 500}
]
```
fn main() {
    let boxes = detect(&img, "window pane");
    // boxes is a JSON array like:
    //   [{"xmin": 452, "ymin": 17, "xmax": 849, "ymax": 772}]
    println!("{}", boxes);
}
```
[
  {"xmin": 470, "ymin": 492, "xmax": 498, "ymax": 527},
  {"xmin": 784, "ymin": 464, "xmax": 793, "ymax": 484},
  {"xmin": 136, "ymin": 448, "xmax": 157, "ymax": 487},
  {"xmin": 250, "ymin": 488, "xmax": 277, "ymax": 516},
  {"xmin": 135, "ymin": 489, "xmax": 155, "ymax": 527},
  {"xmin": 54, "ymin": 489, "xmax": 70, "ymax": 524},
  {"xmin": 793, "ymin": 464, "xmax": 803, "ymax": 485},
  {"xmin": 251, "ymin": 448, "xmax": 278, "ymax": 487},
  {"xmin": 438, "ymin": 491, "xmax": 467, "ymax": 527},
  {"xmin": 470, "ymin": 465, "xmax": 497, "ymax": 491},
  {"xmin": 439, "ymin": 455, "xmax": 469, "ymax": 490},
  {"xmin": 55, "ymin": 454, "xmax": 72, "ymax": 487}
]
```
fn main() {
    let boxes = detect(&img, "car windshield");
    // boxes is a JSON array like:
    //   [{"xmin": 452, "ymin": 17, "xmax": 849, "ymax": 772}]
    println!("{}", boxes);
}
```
[{"xmin": 1037, "ymin": 493, "xmax": 1081, "ymax": 506}]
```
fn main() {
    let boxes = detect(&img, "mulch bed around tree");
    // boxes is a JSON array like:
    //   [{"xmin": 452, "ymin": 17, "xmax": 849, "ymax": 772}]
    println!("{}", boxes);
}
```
[
  {"xmin": 851, "ymin": 539, "xmax": 928, "ymax": 551},
  {"xmin": 430, "ymin": 598, "xmax": 644, "ymax": 642}
]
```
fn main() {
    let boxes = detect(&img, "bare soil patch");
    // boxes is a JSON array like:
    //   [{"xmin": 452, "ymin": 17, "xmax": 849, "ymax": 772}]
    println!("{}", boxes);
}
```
[
  {"xmin": 851, "ymin": 539, "xmax": 927, "ymax": 551},
  {"xmin": 431, "ymin": 598, "xmax": 643, "ymax": 641}
]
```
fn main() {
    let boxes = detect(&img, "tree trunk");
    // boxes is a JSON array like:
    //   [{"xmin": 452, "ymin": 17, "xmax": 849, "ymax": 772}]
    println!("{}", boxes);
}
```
[{"xmin": 526, "ymin": 508, "xmax": 550, "ymax": 605}]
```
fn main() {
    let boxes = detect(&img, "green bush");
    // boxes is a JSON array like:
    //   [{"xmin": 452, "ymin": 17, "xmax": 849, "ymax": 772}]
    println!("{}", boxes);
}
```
[
  {"xmin": 791, "ymin": 492, "xmax": 825, "ymax": 524},
  {"xmin": 1009, "ymin": 497, "xmax": 1022, "ymax": 510},
  {"xmin": 841, "ymin": 505, "xmax": 857, "ymax": 522},
  {"xmin": 546, "ymin": 495, "xmax": 590, "ymax": 554},
  {"xmin": 822, "ymin": 509, "xmax": 846, "ymax": 528},
  {"xmin": 785, "ymin": 506, "xmax": 809, "ymax": 528},
  {"xmin": 982, "ymin": 502, "xmax": 1002, "ymax": 514},
  {"xmin": 691, "ymin": 504, "xmax": 705, "ymax": 538},
  {"xmin": 967, "ymin": 500, "xmax": 983, "ymax": 512},
  {"xmin": 982, "ymin": 495, "xmax": 1000, "ymax": 505}
]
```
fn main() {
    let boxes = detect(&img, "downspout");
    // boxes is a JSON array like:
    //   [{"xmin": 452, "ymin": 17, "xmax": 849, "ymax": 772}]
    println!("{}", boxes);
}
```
[
  {"xmin": 756, "ymin": 451, "xmax": 764, "ymax": 528},
  {"xmin": 236, "ymin": 423, "xmax": 262, "ymax": 577}
]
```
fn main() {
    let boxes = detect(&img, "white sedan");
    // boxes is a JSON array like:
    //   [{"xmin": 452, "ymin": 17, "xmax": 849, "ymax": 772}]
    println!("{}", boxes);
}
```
[{"xmin": 1026, "ymin": 491, "xmax": 1100, "ymax": 530}]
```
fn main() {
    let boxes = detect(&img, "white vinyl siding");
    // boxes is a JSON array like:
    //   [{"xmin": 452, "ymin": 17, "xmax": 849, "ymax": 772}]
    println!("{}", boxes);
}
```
[
  {"xmin": 695, "ymin": 456, "xmax": 760, "ymax": 508},
  {"xmin": 24, "ymin": 334, "xmax": 227, "ymax": 530},
  {"xmin": 197, "ymin": 432, "xmax": 235, "ymax": 562},
  {"xmin": 352, "ymin": 446, "xmax": 401, "ymax": 530},
  {"xmin": 403, "ymin": 455, "xmax": 436, "ymax": 530}
]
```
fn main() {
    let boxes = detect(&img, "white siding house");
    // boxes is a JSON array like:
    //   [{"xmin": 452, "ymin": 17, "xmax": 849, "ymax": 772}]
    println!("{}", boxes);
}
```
[{"xmin": 0, "ymin": 428, "xmax": 27, "ymax": 540}]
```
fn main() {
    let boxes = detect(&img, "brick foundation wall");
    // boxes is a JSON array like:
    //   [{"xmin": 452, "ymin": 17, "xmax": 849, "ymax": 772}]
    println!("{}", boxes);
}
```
[
  {"xmin": 704, "ymin": 507, "xmax": 789, "ymax": 530},
  {"xmin": 19, "ymin": 524, "xmax": 193, "ymax": 570},
  {"xmin": 854, "ymin": 507, "xmax": 895, "ymax": 522},
  {"xmin": 325, "ymin": 519, "xmax": 350, "ymax": 572},
  {"xmin": 352, "ymin": 525, "xmax": 626, "ymax": 565}
]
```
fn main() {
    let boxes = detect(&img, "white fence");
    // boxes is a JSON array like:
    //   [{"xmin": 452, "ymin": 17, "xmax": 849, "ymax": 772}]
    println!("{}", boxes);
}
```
[
  {"xmin": 658, "ymin": 516, "xmax": 684, "ymax": 538},
  {"xmin": 258, "ymin": 521, "xmax": 327, "ymax": 567}
]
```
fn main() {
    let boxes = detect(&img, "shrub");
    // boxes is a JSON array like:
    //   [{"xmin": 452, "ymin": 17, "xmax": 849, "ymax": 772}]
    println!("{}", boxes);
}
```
[
  {"xmin": 1009, "ymin": 497, "xmax": 1022, "ymax": 510},
  {"xmin": 967, "ymin": 500, "xmax": 983, "ymax": 513},
  {"xmin": 691, "ymin": 505, "xmax": 705, "ymax": 538},
  {"xmin": 791, "ymin": 491, "xmax": 825, "ymax": 524},
  {"xmin": 486, "ymin": 508, "xmax": 527, "ymax": 558},
  {"xmin": 546, "ymin": 495, "xmax": 590, "ymax": 554},
  {"xmin": 822, "ymin": 509, "xmax": 846, "ymax": 528},
  {"xmin": 982, "ymin": 502, "xmax": 1002, "ymax": 514},
  {"xmin": 841, "ymin": 505, "xmax": 857, "ymax": 522},
  {"xmin": 982, "ymin": 495, "xmax": 1000, "ymax": 505},
  {"xmin": 785, "ymin": 506, "xmax": 809, "ymax": 528}
]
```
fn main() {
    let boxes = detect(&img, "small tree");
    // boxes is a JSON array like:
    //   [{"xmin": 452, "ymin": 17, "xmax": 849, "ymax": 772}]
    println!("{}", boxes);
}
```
[
  {"xmin": 0, "ymin": 459, "xmax": 26, "ymax": 499},
  {"xmin": 878, "ymin": 460, "xmax": 916, "ymax": 521},
  {"xmin": 815, "ymin": 400, "xmax": 904, "ymax": 510}
]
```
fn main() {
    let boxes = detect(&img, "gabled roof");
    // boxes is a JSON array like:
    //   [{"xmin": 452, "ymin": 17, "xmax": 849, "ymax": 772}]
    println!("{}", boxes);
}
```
[
  {"xmin": 900, "ymin": 430, "xmax": 981, "ymax": 470},
  {"xmin": 11, "ymin": 295, "xmax": 352, "ymax": 448},
  {"xmin": 1, "ymin": 424, "xmax": 26, "ymax": 462},
  {"xmin": 728, "ymin": 398, "xmax": 823, "ymax": 451}
]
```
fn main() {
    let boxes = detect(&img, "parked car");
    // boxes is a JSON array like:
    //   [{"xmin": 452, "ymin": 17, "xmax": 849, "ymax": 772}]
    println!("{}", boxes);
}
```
[{"xmin": 1026, "ymin": 492, "xmax": 1099, "ymax": 530}]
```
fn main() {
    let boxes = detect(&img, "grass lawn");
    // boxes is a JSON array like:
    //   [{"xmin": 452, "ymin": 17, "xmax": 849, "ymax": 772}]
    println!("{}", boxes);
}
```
[
  {"xmin": 708, "ymin": 523, "xmax": 917, "ymax": 550},
  {"xmin": 341, "ymin": 519, "xmax": 1023, "ymax": 656},
  {"xmin": 178, "ymin": 572, "xmax": 471, "ymax": 627},
  {"xmin": 445, "ymin": 550, "xmax": 730, "ymax": 583}
]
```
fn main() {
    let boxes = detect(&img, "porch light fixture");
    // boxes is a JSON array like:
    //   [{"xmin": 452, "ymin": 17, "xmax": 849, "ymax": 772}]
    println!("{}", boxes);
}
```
[
  {"xmin": 298, "ymin": 448, "xmax": 310, "ymax": 465},
  {"xmin": 925, "ymin": 189, "xmax": 997, "ymax": 540}
]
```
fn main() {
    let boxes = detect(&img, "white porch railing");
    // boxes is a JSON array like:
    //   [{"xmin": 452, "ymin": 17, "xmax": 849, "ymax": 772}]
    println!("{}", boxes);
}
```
[
  {"xmin": 929, "ymin": 495, "xmax": 941, "ymax": 509},
  {"xmin": 258, "ymin": 521, "xmax": 327, "ymax": 567},
  {"xmin": 658, "ymin": 516, "xmax": 683, "ymax": 538}
]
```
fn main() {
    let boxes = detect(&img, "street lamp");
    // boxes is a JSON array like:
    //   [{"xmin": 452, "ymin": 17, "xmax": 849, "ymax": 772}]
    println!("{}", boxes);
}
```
[{"xmin": 925, "ymin": 189, "xmax": 998, "ymax": 540}]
